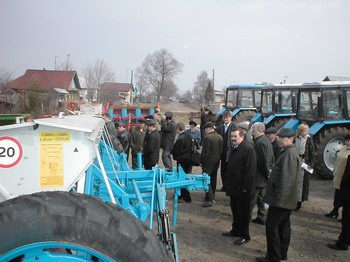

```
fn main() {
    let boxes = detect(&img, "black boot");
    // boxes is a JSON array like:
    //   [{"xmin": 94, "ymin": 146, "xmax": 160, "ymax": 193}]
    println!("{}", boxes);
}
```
[{"xmin": 325, "ymin": 208, "xmax": 339, "ymax": 218}]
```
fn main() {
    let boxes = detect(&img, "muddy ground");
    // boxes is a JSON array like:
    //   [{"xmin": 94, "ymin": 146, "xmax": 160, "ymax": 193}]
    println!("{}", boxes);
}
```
[{"xmin": 158, "ymin": 101, "xmax": 349, "ymax": 262}]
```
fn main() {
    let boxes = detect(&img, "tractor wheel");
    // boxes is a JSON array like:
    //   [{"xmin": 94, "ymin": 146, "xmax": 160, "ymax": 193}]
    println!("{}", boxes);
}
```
[
  {"xmin": 314, "ymin": 127, "xmax": 348, "ymax": 180},
  {"xmin": 273, "ymin": 118, "xmax": 289, "ymax": 130},
  {"xmin": 0, "ymin": 191, "xmax": 172, "ymax": 262},
  {"xmin": 235, "ymin": 110, "xmax": 256, "ymax": 123}
]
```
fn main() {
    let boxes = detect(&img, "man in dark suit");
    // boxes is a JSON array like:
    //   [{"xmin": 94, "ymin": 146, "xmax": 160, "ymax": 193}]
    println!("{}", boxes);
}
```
[
  {"xmin": 265, "ymin": 127, "xmax": 280, "ymax": 159},
  {"xmin": 223, "ymin": 128, "xmax": 257, "ymax": 245},
  {"xmin": 200, "ymin": 121, "xmax": 223, "ymax": 207},
  {"xmin": 250, "ymin": 122, "xmax": 275, "ymax": 226},
  {"xmin": 143, "ymin": 119, "xmax": 161, "ymax": 170},
  {"xmin": 172, "ymin": 122, "xmax": 193, "ymax": 203},
  {"xmin": 218, "ymin": 111, "xmax": 235, "ymax": 191}
]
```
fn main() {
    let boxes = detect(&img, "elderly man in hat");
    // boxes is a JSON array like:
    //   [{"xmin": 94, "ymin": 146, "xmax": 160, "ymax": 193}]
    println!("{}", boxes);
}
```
[
  {"xmin": 201, "ymin": 121, "xmax": 223, "ymax": 207},
  {"xmin": 130, "ymin": 119, "xmax": 147, "ymax": 169},
  {"xmin": 186, "ymin": 120, "xmax": 201, "ymax": 147},
  {"xmin": 237, "ymin": 122, "xmax": 254, "ymax": 144},
  {"xmin": 160, "ymin": 111, "xmax": 176, "ymax": 171},
  {"xmin": 265, "ymin": 127, "xmax": 280, "ymax": 158},
  {"xmin": 257, "ymin": 128, "xmax": 300, "ymax": 262},
  {"xmin": 143, "ymin": 119, "xmax": 161, "ymax": 170}
]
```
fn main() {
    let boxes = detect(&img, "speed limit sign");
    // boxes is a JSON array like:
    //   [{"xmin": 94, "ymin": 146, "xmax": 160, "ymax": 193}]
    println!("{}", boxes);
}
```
[{"xmin": 0, "ymin": 136, "xmax": 23, "ymax": 168}]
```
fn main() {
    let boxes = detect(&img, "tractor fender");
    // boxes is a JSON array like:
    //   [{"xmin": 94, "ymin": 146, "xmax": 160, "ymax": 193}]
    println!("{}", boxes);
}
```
[
  {"xmin": 283, "ymin": 118, "xmax": 300, "ymax": 132},
  {"xmin": 263, "ymin": 113, "xmax": 296, "ymax": 126},
  {"xmin": 251, "ymin": 112, "xmax": 263, "ymax": 123}
]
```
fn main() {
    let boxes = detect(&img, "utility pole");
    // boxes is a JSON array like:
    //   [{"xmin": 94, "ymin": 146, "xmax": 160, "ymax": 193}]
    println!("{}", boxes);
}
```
[
  {"xmin": 54, "ymin": 56, "xmax": 58, "ymax": 70},
  {"xmin": 212, "ymin": 69, "xmax": 215, "ymax": 103}
]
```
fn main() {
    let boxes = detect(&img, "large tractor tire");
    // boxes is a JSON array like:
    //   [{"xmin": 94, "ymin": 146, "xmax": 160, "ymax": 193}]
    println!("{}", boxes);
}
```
[
  {"xmin": 0, "ymin": 191, "xmax": 172, "ymax": 262},
  {"xmin": 314, "ymin": 127, "xmax": 348, "ymax": 180},
  {"xmin": 235, "ymin": 110, "xmax": 256, "ymax": 123},
  {"xmin": 272, "ymin": 118, "xmax": 289, "ymax": 130}
]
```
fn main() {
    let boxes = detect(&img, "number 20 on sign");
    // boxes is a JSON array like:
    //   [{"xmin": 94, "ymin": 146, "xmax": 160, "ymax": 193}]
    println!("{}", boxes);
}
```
[{"xmin": 0, "ymin": 136, "xmax": 23, "ymax": 168}]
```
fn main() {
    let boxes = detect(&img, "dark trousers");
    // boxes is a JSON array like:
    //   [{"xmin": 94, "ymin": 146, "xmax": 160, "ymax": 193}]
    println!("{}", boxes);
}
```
[
  {"xmin": 205, "ymin": 168, "xmax": 218, "ymax": 201},
  {"xmin": 338, "ymin": 200, "xmax": 350, "ymax": 246},
  {"xmin": 230, "ymin": 195, "xmax": 251, "ymax": 239},
  {"xmin": 266, "ymin": 206, "xmax": 292, "ymax": 262},
  {"xmin": 220, "ymin": 159, "xmax": 227, "ymax": 190},
  {"xmin": 250, "ymin": 187, "xmax": 267, "ymax": 219},
  {"xmin": 178, "ymin": 162, "xmax": 192, "ymax": 201}
]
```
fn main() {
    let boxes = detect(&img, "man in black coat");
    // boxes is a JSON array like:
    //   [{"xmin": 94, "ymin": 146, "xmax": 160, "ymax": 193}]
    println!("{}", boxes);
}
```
[
  {"xmin": 200, "ymin": 121, "xmax": 223, "ymax": 207},
  {"xmin": 250, "ymin": 122, "xmax": 275, "ymax": 226},
  {"xmin": 223, "ymin": 128, "xmax": 257, "ymax": 245},
  {"xmin": 218, "ymin": 111, "xmax": 236, "ymax": 191},
  {"xmin": 265, "ymin": 127, "xmax": 280, "ymax": 159},
  {"xmin": 160, "ymin": 111, "xmax": 176, "ymax": 171},
  {"xmin": 172, "ymin": 122, "xmax": 193, "ymax": 203},
  {"xmin": 143, "ymin": 119, "xmax": 161, "ymax": 170},
  {"xmin": 327, "ymin": 155, "xmax": 350, "ymax": 250}
]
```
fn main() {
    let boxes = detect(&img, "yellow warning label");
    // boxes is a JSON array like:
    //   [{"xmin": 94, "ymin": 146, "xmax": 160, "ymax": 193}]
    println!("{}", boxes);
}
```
[
  {"xmin": 40, "ymin": 144, "xmax": 64, "ymax": 188},
  {"xmin": 40, "ymin": 131, "xmax": 70, "ymax": 142}
]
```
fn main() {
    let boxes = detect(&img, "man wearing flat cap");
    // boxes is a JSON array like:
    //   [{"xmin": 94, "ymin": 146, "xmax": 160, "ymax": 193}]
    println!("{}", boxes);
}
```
[
  {"xmin": 201, "ymin": 121, "xmax": 223, "ymax": 207},
  {"xmin": 257, "ymin": 128, "xmax": 301, "ymax": 262},
  {"xmin": 265, "ymin": 127, "xmax": 280, "ymax": 158},
  {"xmin": 186, "ymin": 120, "xmax": 201, "ymax": 147},
  {"xmin": 116, "ymin": 122, "xmax": 130, "ymax": 160},
  {"xmin": 130, "ymin": 119, "xmax": 147, "ymax": 169},
  {"xmin": 160, "ymin": 111, "xmax": 176, "ymax": 171},
  {"xmin": 143, "ymin": 119, "xmax": 161, "ymax": 170}
]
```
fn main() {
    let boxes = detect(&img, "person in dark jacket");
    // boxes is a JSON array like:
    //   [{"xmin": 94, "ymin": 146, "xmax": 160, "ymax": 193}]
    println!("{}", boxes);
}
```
[
  {"xmin": 265, "ymin": 127, "xmax": 280, "ymax": 158},
  {"xmin": 143, "ymin": 119, "xmax": 160, "ymax": 170},
  {"xmin": 129, "ymin": 120, "xmax": 147, "ymax": 169},
  {"xmin": 160, "ymin": 111, "xmax": 176, "ymax": 171},
  {"xmin": 200, "ymin": 121, "xmax": 223, "ymax": 207},
  {"xmin": 200, "ymin": 107, "xmax": 210, "ymax": 143},
  {"xmin": 116, "ymin": 122, "xmax": 130, "ymax": 160},
  {"xmin": 250, "ymin": 122, "xmax": 275, "ymax": 226},
  {"xmin": 222, "ymin": 128, "xmax": 257, "ymax": 245},
  {"xmin": 217, "ymin": 111, "xmax": 236, "ymax": 192},
  {"xmin": 327, "ymin": 154, "xmax": 350, "ymax": 250},
  {"xmin": 102, "ymin": 114, "xmax": 124, "ymax": 154},
  {"xmin": 257, "ymin": 128, "xmax": 301, "ymax": 262},
  {"xmin": 172, "ymin": 122, "xmax": 193, "ymax": 203}
]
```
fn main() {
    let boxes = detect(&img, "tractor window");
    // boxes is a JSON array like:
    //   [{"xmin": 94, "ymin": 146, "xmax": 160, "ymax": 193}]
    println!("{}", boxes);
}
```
[
  {"xmin": 323, "ymin": 90, "xmax": 343, "ymax": 119},
  {"xmin": 240, "ymin": 90, "xmax": 254, "ymax": 107},
  {"xmin": 347, "ymin": 92, "xmax": 350, "ymax": 113},
  {"xmin": 254, "ymin": 90, "xmax": 261, "ymax": 108},
  {"xmin": 299, "ymin": 91, "xmax": 319, "ymax": 120},
  {"xmin": 261, "ymin": 91, "xmax": 273, "ymax": 114},
  {"xmin": 226, "ymin": 89, "xmax": 238, "ymax": 108},
  {"xmin": 278, "ymin": 91, "xmax": 294, "ymax": 113}
]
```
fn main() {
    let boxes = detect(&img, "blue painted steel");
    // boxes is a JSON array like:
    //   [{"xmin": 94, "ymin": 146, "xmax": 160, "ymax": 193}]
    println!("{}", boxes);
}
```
[
  {"xmin": 217, "ymin": 107, "xmax": 226, "ymax": 116},
  {"xmin": 251, "ymin": 112, "xmax": 263, "ymax": 123},
  {"xmin": 309, "ymin": 120, "xmax": 350, "ymax": 136},
  {"xmin": 136, "ymin": 152, "xmax": 143, "ymax": 170},
  {"xmin": 0, "ymin": 242, "xmax": 114, "ymax": 261},
  {"xmin": 283, "ymin": 118, "xmax": 300, "ymax": 132}
]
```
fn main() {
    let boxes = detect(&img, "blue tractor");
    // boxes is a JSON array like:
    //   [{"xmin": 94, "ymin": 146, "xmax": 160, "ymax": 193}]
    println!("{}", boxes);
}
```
[
  {"xmin": 250, "ymin": 84, "xmax": 299, "ymax": 129},
  {"xmin": 283, "ymin": 81, "xmax": 350, "ymax": 179},
  {"xmin": 214, "ymin": 84, "xmax": 264, "ymax": 126}
]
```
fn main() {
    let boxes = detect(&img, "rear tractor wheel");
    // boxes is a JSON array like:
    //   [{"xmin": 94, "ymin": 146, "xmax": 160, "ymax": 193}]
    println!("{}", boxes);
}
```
[
  {"xmin": 0, "ymin": 191, "xmax": 172, "ymax": 262},
  {"xmin": 314, "ymin": 127, "xmax": 348, "ymax": 180}
]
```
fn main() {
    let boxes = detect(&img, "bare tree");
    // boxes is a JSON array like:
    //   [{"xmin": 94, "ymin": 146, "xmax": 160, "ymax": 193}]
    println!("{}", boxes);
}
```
[
  {"xmin": 135, "ymin": 69, "xmax": 150, "ymax": 102},
  {"xmin": 0, "ymin": 68, "xmax": 13, "ymax": 88},
  {"xmin": 193, "ymin": 71, "xmax": 210, "ymax": 106},
  {"xmin": 58, "ymin": 54, "xmax": 74, "ymax": 71},
  {"xmin": 205, "ymin": 81, "xmax": 214, "ymax": 104},
  {"xmin": 136, "ymin": 49, "xmax": 183, "ymax": 103},
  {"xmin": 82, "ymin": 59, "xmax": 115, "ymax": 102}
]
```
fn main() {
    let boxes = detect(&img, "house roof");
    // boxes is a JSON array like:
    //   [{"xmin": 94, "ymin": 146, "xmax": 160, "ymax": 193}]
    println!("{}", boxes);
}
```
[
  {"xmin": 100, "ymin": 82, "xmax": 133, "ymax": 92},
  {"xmin": 6, "ymin": 69, "xmax": 81, "ymax": 91},
  {"xmin": 323, "ymin": 76, "xmax": 350, "ymax": 81}
]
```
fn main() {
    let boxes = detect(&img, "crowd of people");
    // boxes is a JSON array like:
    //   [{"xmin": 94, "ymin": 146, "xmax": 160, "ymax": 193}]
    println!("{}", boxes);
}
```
[{"xmin": 103, "ymin": 108, "xmax": 350, "ymax": 261}]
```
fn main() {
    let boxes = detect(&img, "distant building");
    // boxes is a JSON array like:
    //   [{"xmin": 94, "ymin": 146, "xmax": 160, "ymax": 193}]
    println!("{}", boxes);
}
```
[
  {"xmin": 214, "ymin": 89, "xmax": 224, "ymax": 103},
  {"xmin": 99, "ymin": 82, "xmax": 133, "ymax": 105},
  {"xmin": 6, "ymin": 69, "xmax": 81, "ymax": 113},
  {"xmin": 323, "ymin": 76, "xmax": 350, "ymax": 81}
]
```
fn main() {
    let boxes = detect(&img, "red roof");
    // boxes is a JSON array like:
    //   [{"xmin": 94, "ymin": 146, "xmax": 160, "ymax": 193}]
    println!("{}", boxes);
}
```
[
  {"xmin": 6, "ymin": 69, "xmax": 80, "ymax": 91},
  {"xmin": 100, "ymin": 82, "xmax": 132, "ymax": 92}
]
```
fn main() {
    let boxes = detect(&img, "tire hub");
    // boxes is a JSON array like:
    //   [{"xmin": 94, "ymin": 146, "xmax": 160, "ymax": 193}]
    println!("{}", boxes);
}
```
[{"xmin": 323, "ymin": 137, "xmax": 344, "ymax": 171}]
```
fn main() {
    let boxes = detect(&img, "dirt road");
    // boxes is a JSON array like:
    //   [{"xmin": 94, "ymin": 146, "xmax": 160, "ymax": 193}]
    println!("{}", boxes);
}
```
[{"xmin": 158, "ymin": 101, "xmax": 349, "ymax": 262}]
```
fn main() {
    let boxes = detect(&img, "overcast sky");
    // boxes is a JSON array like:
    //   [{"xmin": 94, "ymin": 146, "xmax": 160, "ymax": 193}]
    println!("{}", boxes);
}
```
[{"xmin": 1, "ymin": 0, "xmax": 349, "ymax": 93}]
